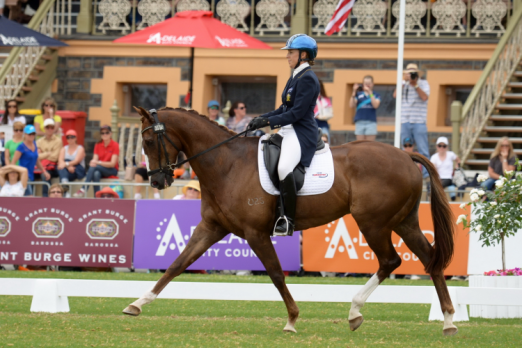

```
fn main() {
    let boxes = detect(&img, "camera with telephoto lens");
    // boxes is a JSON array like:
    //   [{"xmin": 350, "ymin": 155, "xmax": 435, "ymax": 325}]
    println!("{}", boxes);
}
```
[
  {"xmin": 356, "ymin": 86, "xmax": 363, "ymax": 93},
  {"xmin": 410, "ymin": 72, "xmax": 418, "ymax": 80}
]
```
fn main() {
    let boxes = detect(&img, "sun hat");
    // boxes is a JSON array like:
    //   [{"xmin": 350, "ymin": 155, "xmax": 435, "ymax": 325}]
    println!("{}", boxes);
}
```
[
  {"xmin": 207, "ymin": 100, "xmax": 220, "ymax": 108},
  {"xmin": 95, "ymin": 187, "xmax": 119, "ymax": 199},
  {"xmin": 66, "ymin": 129, "xmax": 77, "ymax": 137},
  {"xmin": 436, "ymin": 136, "xmax": 449, "ymax": 145},
  {"xmin": 404, "ymin": 63, "xmax": 423, "ymax": 76},
  {"xmin": 43, "ymin": 118, "xmax": 55, "ymax": 127},
  {"xmin": 182, "ymin": 180, "xmax": 201, "ymax": 196},
  {"xmin": 24, "ymin": 124, "xmax": 36, "ymax": 134}
]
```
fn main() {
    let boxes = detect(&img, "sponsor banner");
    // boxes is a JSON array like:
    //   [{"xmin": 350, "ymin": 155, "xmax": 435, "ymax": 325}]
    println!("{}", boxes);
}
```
[
  {"xmin": 0, "ymin": 198, "xmax": 134, "ymax": 267},
  {"xmin": 147, "ymin": 33, "xmax": 196, "ymax": 45},
  {"xmin": 134, "ymin": 200, "xmax": 300, "ymax": 271},
  {"xmin": 0, "ymin": 34, "xmax": 38, "ymax": 46},
  {"xmin": 303, "ymin": 203, "xmax": 469, "ymax": 275}
]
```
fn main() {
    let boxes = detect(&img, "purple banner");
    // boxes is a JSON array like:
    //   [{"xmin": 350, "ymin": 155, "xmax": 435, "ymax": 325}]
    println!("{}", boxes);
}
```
[{"xmin": 133, "ymin": 200, "xmax": 300, "ymax": 271}]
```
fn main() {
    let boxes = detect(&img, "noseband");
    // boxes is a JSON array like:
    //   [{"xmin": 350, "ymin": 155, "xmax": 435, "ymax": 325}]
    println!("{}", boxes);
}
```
[{"xmin": 141, "ymin": 108, "xmax": 250, "ymax": 179}]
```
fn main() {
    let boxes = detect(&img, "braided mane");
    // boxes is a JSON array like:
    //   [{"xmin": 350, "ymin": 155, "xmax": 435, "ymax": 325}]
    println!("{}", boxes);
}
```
[{"xmin": 158, "ymin": 106, "xmax": 237, "ymax": 136}]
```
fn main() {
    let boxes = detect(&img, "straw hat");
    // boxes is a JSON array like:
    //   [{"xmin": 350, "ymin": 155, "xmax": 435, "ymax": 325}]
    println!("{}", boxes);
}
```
[
  {"xmin": 95, "ymin": 187, "xmax": 119, "ymax": 199},
  {"xmin": 182, "ymin": 180, "xmax": 201, "ymax": 196},
  {"xmin": 404, "ymin": 63, "xmax": 423, "ymax": 76}
]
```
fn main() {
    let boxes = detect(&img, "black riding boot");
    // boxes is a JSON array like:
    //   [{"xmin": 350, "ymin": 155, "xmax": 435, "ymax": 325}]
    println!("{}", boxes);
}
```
[{"xmin": 273, "ymin": 173, "xmax": 297, "ymax": 236}]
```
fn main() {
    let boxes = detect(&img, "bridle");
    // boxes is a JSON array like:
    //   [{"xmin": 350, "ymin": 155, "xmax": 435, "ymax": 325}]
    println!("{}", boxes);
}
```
[{"xmin": 141, "ymin": 108, "xmax": 250, "ymax": 178}]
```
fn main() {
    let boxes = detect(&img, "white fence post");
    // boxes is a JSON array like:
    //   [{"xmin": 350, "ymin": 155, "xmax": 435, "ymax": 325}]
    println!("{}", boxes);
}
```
[{"xmin": 30, "ymin": 279, "xmax": 70, "ymax": 313}]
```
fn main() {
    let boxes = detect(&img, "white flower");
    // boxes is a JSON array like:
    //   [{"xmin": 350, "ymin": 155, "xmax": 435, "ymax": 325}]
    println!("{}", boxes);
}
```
[
  {"xmin": 494, "ymin": 214, "xmax": 500, "ymax": 219},
  {"xmin": 477, "ymin": 189, "xmax": 486, "ymax": 196},
  {"xmin": 470, "ymin": 193, "xmax": 480, "ymax": 202},
  {"xmin": 456, "ymin": 215, "xmax": 466, "ymax": 225},
  {"xmin": 460, "ymin": 203, "xmax": 467, "ymax": 210},
  {"xmin": 495, "ymin": 179, "xmax": 505, "ymax": 189},
  {"xmin": 470, "ymin": 188, "xmax": 478, "ymax": 195},
  {"xmin": 477, "ymin": 174, "xmax": 488, "ymax": 183},
  {"xmin": 476, "ymin": 224, "xmax": 482, "ymax": 231},
  {"xmin": 490, "ymin": 202, "xmax": 497, "ymax": 206},
  {"xmin": 505, "ymin": 170, "xmax": 514, "ymax": 176}
]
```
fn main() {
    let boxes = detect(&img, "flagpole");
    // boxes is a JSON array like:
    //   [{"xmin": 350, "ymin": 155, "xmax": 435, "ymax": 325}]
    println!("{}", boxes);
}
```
[{"xmin": 394, "ymin": 0, "xmax": 406, "ymax": 148}]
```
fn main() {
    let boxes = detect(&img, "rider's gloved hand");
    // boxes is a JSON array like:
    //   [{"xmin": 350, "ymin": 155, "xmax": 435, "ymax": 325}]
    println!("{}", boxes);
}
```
[{"xmin": 247, "ymin": 117, "xmax": 270, "ymax": 130}]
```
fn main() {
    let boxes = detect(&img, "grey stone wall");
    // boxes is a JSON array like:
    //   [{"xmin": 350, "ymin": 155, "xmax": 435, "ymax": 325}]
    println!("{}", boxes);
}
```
[{"xmin": 52, "ymin": 56, "xmax": 190, "ymax": 113}]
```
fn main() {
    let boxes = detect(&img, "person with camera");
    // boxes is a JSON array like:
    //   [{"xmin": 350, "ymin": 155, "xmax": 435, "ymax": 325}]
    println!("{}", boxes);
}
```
[
  {"xmin": 350, "ymin": 75, "xmax": 381, "ymax": 141},
  {"xmin": 394, "ymin": 63, "xmax": 430, "ymax": 177}
]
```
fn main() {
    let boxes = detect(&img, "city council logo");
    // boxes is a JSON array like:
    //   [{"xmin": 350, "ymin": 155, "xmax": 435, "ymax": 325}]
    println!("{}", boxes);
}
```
[
  {"xmin": 0, "ymin": 217, "xmax": 11, "ymax": 237},
  {"xmin": 32, "ymin": 218, "xmax": 64, "ymax": 238},
  {"xmin": 86, "ymin": 219, "xmax": 119, "ymax": 240}
]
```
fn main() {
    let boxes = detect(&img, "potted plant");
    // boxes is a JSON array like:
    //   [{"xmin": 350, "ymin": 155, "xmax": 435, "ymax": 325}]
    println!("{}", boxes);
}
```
[{"xmin": 458, "ymin": 161, "xmax": 522, "ymax": 318}]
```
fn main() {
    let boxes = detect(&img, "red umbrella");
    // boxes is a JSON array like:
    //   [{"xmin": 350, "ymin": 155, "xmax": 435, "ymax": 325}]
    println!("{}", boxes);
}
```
[{"xmin": 114, "ymin": 11, "xmax": 272, "ymax": 107}]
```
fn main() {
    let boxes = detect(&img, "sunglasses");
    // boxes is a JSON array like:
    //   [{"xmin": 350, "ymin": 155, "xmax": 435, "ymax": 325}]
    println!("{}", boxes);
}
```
[
  {"xmin": 66, "ymin": 136, "xmax": 76, "ymax": 139},
  {"xmin": 100, "ymin": 131, "xmax": 110, "ymax": 135},
  {"xmin": 7, "ymin": 105, "xmax": 17, "ymax": 109},
  {"xmin": 49, "ymin": 191, "xmax": 63, "ymax": 195},
  {"xmin": 100, "ymin": 194, "xmax": 114, "ymax": 198},
  {"xmin": 237, "ymin": 106, "xmax": 246, "ymax": 110},
  {"xmin": 27, "ymin": 133, "xmax": 36, "ymax": 136},
  {"xmin": 187, "ymin": 187, "xmax": 199, "ymax": 192},
  {"xmin": 209, "ymin": 106, "xmax": 219, "ymax": 110},
  {"xmin": 403, "ymin": 144, "xmax": 413, "ymax": 148},
  {"xmin": 44, "ymin": 104, "xmax": 55, "ymax": 107},
  {"xmin": 500, "ymin": 144, "xmax": 510, "ymax": 147},
  {"xmin": 437, "ymin": 144, "xmax": 447, "ymax": 148},
  {"xmin": 45, "ymin": 126, "xmax": 54, "ymax": 129},
  {"xmin": 14, "ymin": 129, "xmax": 23, "ymax": 132}
]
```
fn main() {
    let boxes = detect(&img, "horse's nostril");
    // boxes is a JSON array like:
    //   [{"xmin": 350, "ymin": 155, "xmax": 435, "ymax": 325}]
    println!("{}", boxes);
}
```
[{"xmin": 152, "ymin": 181, "xmax": 159, "ymax": 187}]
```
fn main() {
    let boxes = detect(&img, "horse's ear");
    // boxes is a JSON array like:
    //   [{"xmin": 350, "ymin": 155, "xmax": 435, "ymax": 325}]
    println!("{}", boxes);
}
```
[{"xmin": 134, "ymin": 106, "xmax": 153, "ymax": 123}]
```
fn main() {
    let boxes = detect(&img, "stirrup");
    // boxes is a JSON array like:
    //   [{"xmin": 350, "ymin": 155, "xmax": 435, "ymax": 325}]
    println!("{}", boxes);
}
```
[{"xmin": 273, "ymin": 216, "xmax": 294, "ymax": 237}]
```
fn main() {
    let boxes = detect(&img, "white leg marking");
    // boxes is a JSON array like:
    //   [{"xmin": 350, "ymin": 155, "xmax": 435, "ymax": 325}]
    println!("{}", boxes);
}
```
[
  {"xmin": 130, "ymin": 290, "xmax": 157, "ymax": 310},
  {"xmin": 349, "ymin": 274, "xmax": 380, "ymax": 320},
  {"xmin": 443, "ymin": 311, "xmax": 457, "ymax": 331}
]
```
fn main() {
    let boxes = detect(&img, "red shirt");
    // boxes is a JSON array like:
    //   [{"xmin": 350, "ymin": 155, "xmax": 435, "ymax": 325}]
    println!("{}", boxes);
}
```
[{"xmin": 94, "ymin": 139, "xmax": 119, "ymax": 170}]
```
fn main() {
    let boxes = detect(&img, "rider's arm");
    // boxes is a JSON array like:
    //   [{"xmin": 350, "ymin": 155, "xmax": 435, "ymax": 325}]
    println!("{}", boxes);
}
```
[
  {"xmin": 267, "ymin": 74, "xmax": 316, "ymax": 129},
  {"xmin": 260, "ymin": 104, "xmax": 284, "ymax": 118}
]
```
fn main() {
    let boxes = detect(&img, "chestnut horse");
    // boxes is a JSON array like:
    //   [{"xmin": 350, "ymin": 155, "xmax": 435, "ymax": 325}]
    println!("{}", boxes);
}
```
[{"xmin": 123, "ymin": 107, "xmax": 458, "ymax": 336}]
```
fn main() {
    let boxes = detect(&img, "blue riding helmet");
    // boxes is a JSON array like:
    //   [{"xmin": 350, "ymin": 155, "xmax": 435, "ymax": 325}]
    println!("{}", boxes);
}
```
[{"xmin": 281, "ymin": 34, "xmax": 318, "ymax": 61}]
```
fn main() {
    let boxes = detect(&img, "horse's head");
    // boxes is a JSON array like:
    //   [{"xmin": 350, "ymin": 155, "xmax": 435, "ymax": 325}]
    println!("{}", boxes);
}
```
[{"xmin": 136, "ymin": 106, "xmax": 178, "ymax": 190}]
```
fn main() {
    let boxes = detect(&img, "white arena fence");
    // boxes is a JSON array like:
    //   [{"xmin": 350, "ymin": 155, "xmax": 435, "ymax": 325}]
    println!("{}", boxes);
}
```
[{"xmin": 1, "ymin": 278, "xmax": 522, "ymax": 321}]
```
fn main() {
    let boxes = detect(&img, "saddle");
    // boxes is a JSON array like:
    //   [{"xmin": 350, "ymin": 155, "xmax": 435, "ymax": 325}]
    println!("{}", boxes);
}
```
[{"xmin": 262, "ymin": 128, "xmax": 325, "ymax": 191}]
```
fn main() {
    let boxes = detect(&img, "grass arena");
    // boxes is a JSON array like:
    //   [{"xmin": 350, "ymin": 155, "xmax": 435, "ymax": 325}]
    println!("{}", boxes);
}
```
[{"xmin": 0, "ymin": 271, "xmax": 520, "ymax": 347}]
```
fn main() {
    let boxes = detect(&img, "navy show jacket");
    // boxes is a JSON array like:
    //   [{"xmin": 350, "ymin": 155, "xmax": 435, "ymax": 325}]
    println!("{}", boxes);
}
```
[{"xmin": 260, "ymin": 67, "xmax": 320, "ymax": 167}]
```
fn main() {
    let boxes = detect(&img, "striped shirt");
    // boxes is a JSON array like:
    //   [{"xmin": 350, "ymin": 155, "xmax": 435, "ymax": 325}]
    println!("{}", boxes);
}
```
[{"xmin": 401, "ymin": 79, "xmax": 430, "ymax": 124}]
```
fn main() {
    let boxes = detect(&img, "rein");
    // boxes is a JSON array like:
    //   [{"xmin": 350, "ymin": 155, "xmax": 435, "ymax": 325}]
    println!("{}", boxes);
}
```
[{"xmin": 141, "ymin": 108, "xmax": 249, "ymax": 177}]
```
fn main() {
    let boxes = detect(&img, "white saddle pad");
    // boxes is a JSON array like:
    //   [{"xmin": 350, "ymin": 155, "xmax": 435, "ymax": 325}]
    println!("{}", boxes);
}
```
[{"xmin": 258, "ymin": 135, "xmax": 335, "ymax": 196}]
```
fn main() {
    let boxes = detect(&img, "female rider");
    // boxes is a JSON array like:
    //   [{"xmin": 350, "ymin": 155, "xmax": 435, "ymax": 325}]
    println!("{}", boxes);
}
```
[{"xmin": 248, "ymin": 34, "xmax": 320, "ymax": 236}]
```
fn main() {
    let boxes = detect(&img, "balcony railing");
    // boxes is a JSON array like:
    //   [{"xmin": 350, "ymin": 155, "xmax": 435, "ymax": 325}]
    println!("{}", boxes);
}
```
[{"xmin": 51, "ymin": 0, "xmax": 513, "ymax": 39}]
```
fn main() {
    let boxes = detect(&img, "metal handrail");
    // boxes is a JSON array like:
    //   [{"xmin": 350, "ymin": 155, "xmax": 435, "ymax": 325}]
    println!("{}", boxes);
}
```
[{"xmin": 58, "ymin": 181, "xmax": 186, "ymax": 199}]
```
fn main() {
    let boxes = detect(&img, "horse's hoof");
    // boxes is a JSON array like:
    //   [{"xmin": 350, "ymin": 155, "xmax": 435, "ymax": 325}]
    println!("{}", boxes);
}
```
[
  {"xmin": 349, "ymin": 316, "xmax": 364, "ymax": 331},
  {"xmin": 122, "ymin": 305, "xmax": 141, "ymax": 316},
  {"xmin": 443, "ymin": 327, "xmax": 458, "ymax": 336},
  {"xmin": 283, "ymin": 322, "xmax": 297, "ymax": 333}
]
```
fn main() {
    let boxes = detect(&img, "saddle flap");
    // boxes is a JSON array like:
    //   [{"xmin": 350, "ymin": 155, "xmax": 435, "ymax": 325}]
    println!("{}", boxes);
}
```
[{"xmin": 263, "ymin": 133, "xmax": 305, "ymax": 192}]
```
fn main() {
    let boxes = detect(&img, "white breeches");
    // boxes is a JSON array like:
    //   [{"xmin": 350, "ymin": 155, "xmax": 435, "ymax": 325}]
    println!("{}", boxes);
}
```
[{"xmin": 278, "ymin": 125, "xmax": 301, "ymax": 179}]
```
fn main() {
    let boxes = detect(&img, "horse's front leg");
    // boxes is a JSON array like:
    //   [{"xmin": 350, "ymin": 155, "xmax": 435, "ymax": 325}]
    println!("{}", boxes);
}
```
[
  {"xmin": 123, "ymin": 221, "xmax": 227, "ymax": 316},
  {"xmin": 245, "ymin": 231, "xmax": 299, "ymax": 333}
]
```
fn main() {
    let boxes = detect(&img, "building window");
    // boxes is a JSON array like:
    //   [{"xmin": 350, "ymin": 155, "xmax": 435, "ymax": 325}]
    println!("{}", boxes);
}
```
[
  {"xmin": 123, "ymin": 84, "xmax": 167, "ymax": 117},
  {"xmin": 445, "ymin": 87, "xmax": 471, "ymax": 126},
  {"xmin": 374, "ymin": 85, "xmax": 396, "ymax": 125},
  {"xmin": 220, "ymin": 80, "xmax": 277, "ymax": 116}
]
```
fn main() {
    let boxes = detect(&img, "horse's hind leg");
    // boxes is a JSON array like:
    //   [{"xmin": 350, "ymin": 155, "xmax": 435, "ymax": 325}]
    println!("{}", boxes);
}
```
[
  {"xmin": 122, "ymin": 221, "xmax": 227, "ymax": 316},
  {"xmin": 245, "ymin": 231, "xmax": 299, "ymax": 333},
  {"xmin": 349, "ymin": 229, "xmax": 401, "ymax": 331},
  {"xmin": 394, "ymin": 213, "xmax": 457, "ymax": 336}
]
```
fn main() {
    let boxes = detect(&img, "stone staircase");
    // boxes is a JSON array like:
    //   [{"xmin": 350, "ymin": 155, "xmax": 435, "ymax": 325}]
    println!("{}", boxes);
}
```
[{"xmin": 465, "ymin": 62, "xmax": 522, "ymax": 170}]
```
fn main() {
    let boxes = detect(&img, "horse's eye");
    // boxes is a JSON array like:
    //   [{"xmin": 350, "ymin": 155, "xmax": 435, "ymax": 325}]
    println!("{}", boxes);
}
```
[{"xmin": 144, "ymin": 138, "xmax": 153, "ymax": 146}]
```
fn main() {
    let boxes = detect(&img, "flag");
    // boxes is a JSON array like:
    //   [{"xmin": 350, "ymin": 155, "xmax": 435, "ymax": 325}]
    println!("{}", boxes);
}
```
[{"xmin": 324, "ymin": 0, "xmax": 355, "ymax": 36}]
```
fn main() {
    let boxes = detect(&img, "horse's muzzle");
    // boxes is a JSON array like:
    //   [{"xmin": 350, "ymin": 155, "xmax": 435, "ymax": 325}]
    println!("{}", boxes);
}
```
[{"xmin": 150, "ymin": 173, "xmax": 173, "ymax": 190}]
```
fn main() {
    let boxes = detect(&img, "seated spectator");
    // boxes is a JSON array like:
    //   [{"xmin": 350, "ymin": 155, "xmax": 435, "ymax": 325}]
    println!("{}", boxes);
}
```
[
  {"xmin": 48, "ymin": 183, "xmax": 65, "ymax": 198},
  {"xmin": 226, "ymin": 101, "xmax": 252, "ymax": 133},
  {"xmin": 36, "ymin": 118, "xmax": 62, "ymax": 197},
  {"xmin": 11, "ymin": 125, "xmax": 50, "ymax": 196},
  {"xmin": 134, "ymin": 149, "xmax": 160, "ymax": 199},
  {"xmin": 430, "ymin": 137, "xmax": 460, "ymax": 201},
  {"xmin": 96, "ymin": 187, "xmax": 119, "ymax": 199},
  {"xmin": 481, "ymin": 136, "xmax": 517, "ymax": 191},
  {"xmin": 0, "ymin": 164, "xmax": 28, "ymax": 197},
  {"xmin": 2, "ymin": 99, "xmax": 26, "ymax": 126},
  {"xmin": 173, "ymin": 180, "xmax": 201, "ymax": 200},
  {"xmin": 402, "ymin": 137, "xmax": 422, "ymax": 172},
  {"xmin": 58, "ymin": 130, "xmax": 86, "ymax": 191},
  {"xmin": 4, "ymin": 121, "xmax": 24, "ymax": 165},
  {"xmin": 33, "ymin": 97, "xmax": 61, "ymax": 137},
  {"xmin": 73, "ymin": 125, "xmax": 119, "ymax": 197},
  {"xmin": 207, "ymin": 100, "xmax": 226, "ymax": 126}
]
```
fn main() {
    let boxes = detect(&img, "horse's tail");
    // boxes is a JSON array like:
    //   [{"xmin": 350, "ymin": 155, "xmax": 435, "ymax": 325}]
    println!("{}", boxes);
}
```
[{"xmin": 409, "ymin": 153, "xmax": 455, "ymax": 274}]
